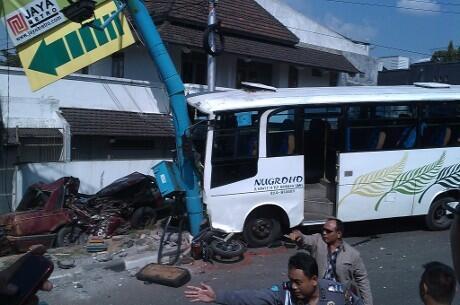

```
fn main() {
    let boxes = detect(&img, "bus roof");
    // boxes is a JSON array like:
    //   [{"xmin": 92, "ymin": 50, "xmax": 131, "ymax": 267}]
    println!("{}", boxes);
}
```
[{"xmin": 186, "ymin": 84, "xmax": 460, "ymax": 114}]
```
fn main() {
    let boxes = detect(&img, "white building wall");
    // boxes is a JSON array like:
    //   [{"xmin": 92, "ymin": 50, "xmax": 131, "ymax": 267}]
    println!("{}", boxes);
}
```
[
  {"xmin": 124, "ymin": 45, "xmax": 163, "ymax": 83},
  {"xmin": 377, "ymin": 56, "xmax": 410, "ymax": 71},
  {"xmin": 0, "ymin": 96, "xmax": 63, "ymax": 129},
  {"xmin": 13, "ymin": 159, "xmax": 167, "ymax": 209},
  {"xmin": 0, "ymin": 66, "xmax": 170, "ymax": 131},
  {"xmin": 298, "ymin": 67, "xmax": 330, "ymax": 87}
]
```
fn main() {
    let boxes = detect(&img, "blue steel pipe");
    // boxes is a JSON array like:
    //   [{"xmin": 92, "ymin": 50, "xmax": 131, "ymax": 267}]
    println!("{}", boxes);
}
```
[{"xmin": 126, "ymin": 0, "xmax": 203, "ymax": 236}]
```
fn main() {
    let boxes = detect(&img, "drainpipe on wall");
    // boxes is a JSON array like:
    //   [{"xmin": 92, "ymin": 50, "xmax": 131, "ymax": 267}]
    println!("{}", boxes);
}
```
[{"xmin": 57, "ymin": 112, "xmax": 71, "ymax": 162}]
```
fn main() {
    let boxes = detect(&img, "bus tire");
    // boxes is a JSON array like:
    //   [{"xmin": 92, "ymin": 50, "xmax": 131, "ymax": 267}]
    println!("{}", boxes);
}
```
[
  {"xmin": 210, "ymin": 239, "xmax": 246, "ymax": 258},
  {"xmin": 426, "ymin": 196, "xmax": 454, "ymax": 231},
  {"xmin": 243, "ymin": 214, "xmax": 281, "ymax": 247}
]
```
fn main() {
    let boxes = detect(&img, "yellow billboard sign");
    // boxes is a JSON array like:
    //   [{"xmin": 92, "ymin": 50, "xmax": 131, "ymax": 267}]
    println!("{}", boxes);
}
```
[{"xmin": 18, "ymin": 0, "xmax": 135, "ymax": 91}]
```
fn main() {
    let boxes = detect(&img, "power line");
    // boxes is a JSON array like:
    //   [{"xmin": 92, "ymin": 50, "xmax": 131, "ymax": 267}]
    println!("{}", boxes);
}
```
[
  {"xmin": 405, "ymin": 0, "xmax": 460, "ymax": 7},
  {"xmin": 323, "ymin": 0, "xmax": 460, "ymax": 14},
  {"xmin": 285, "ymin": 25, "xmax": 433, "ymax": 56},
  {"xmin": 370, "ymin": 43, "xmax": 432, "ymax": 56}
]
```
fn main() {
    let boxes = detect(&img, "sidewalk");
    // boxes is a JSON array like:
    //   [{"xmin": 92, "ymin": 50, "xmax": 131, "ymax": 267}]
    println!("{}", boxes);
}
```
[{"xmin": 0, "ymin": 228, "xmax": 192, "ymax": 281}]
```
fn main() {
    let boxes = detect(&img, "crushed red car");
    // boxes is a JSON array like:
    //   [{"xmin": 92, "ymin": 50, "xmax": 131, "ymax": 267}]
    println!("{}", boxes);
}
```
[{"xmin": 0, "ymin": 172, "xmax": 165, "ymax": 255}]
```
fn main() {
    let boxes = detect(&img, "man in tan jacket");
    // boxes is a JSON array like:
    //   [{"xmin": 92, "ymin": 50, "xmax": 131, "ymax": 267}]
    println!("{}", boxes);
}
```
[{"xmin": 290, "ymin": 218, "xmax": 373, "ymax": 305}]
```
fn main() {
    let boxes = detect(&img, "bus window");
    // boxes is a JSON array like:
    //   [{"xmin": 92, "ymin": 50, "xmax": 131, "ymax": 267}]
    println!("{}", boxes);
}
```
[
  {"xmin": 267, "ymin": 110, "xmax": 298, "ymax": 157},
  {"xmin": 421, "ymin": 102, "xmax": 460, "ymax": 147},
  {"xmin": 346, "ymin": 104, "xmax": 417, "ymax": 151},
  {"xmin": 211, "ymin": 111, "xmax": 260, "ymax": 188}
]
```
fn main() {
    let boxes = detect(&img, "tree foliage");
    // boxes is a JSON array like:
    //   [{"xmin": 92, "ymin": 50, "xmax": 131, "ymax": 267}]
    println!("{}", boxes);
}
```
[{"xmin": 431, "ymin": 41, "xmax": 460, "ymax": 62}]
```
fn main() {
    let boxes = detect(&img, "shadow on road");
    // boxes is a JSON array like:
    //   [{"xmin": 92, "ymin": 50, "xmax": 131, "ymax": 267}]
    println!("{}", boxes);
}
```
[{"xmin": 296, "ymin": 216, "xmax": 429, "ymax": 238}]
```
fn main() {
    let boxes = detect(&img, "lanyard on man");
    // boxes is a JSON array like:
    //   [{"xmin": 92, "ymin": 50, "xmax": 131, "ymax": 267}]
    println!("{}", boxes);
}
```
[{"xmin": 324, "ymin": 247, "xmax": 341, "ymax": 281}]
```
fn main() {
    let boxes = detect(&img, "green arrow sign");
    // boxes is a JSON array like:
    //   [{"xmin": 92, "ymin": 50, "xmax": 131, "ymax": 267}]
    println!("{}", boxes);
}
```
[
  {"xmin": 29, "ymin": 39, "xmax": 70, "ymax": 75},
  {"xmin": 28, "ymin": 13, "xmax": 123, "ymax": 76},
  {"xmin": 19, "ymin": 0, "xmax": 136, "ymax": 91}
]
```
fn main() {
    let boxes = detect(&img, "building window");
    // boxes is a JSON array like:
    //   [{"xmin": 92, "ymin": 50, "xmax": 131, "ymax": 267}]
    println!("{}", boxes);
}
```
[
  {"xmin": 236, "ymin": 59, "xmax": 272, "ymax": 87},
  {"xmin": 112, "ymin": 53, "xmax": 124, "ymax": 78},
  {"xmin": 329, "ymin": 71, "xmax": 338, "ymax": 86},
  {"xmin": 288, "ymin": 66, "xmax": 298, "ymax": 88},
  {"xmin": 181, "ymin": 51, "xmax": 207, "ymax": 85},
  {"xmin": 312, "ymin": 68, "xmax": 323, "ymax": 77}
]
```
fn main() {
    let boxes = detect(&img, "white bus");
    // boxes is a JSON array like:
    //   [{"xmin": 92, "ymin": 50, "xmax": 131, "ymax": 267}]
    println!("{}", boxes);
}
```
[{"xmin": 187, "ymin": 83, "xmax": 460, "ymax": 246}]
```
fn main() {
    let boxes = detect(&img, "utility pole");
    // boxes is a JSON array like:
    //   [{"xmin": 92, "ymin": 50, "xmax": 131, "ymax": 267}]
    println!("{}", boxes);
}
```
[{"xmin": 207, "ymin": 0, "xmax": 217, "ymax": 92}]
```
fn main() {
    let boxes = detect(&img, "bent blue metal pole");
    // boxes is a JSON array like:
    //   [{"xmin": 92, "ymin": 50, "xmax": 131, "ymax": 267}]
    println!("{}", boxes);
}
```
[{"xmin": 125, "ymin": 0, "xmax": 203, "ymax": 236}]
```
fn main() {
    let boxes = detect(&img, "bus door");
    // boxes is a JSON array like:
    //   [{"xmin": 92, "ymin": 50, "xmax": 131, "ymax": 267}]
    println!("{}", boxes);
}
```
[{"xmin": 302, "ymin": 106, "xmax": 342, "ymax": 222}]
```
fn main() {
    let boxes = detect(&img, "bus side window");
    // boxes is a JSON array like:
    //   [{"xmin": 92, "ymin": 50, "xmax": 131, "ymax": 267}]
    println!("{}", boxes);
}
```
[
  {"xmin": 211, "ymin": 111, "xmax": 260, "ymax": 188},
  {"xmin": 267, "ymin": 111, "xmax": 298, "ymax": 157},
  {"xmin": 423, "ymin": 125, "xmax": 451, "ymax": 147},
  {"xmin": 397, "ymin": 126, "xmax": 416, "ymax": 148},
  {"xmin": 394, "ymin": 113, "xmax": 420, "ymax": 149},
  {"xmin": 347, "ymin": 104, "xmax": 416, "ymax": 151},
  {"xmin": 454, "ymin": 127, "xmax": 460, "ymax": 146},
  {"xmin": 368, "ymin": 128, "xmax": 386, "ymax": 150},
  {"xmin": 421, "ymin": 102, "xmax": 460, "ymax": 148}
]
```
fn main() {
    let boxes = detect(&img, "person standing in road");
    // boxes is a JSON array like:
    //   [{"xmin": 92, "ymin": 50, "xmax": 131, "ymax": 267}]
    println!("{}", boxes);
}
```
[
  {"xmin": 419, "ymin": 262, "xmax": 456, "ymax": 305},
  {"xmin": 289, "ymin": 218, "xmax": 373, "ymax": 305},
  {"xmin": 449, "ymin": 201, "xmax": 460, "ymax": 282},
  {"xmin": 184, "ymin": 252, "xmax": 362, "ymax": 305}
]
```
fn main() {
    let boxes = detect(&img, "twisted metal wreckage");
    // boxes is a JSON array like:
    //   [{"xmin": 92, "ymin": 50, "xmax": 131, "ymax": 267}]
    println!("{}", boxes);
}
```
[{"xmin": 0, "ymin": 172, "xmax": 164, "ymax": 256}]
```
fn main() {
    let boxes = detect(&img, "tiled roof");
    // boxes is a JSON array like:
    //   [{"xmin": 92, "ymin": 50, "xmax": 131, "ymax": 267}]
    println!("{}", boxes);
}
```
[
  {"xmin": 60, "ymin": 108, "xmax": 174, "ymax": 137},
  {"xmin": 144, "ymin": 0, "xmax": 299, "ymax": 45},
  {"xmin": 159, "ymin": 23, "xmax": 359, "ymax": 74}
]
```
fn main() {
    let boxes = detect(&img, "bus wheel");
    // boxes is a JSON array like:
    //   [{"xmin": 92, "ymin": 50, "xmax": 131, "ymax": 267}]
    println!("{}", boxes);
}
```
[
  {"xmin": 426, "ymin": 197, "xmax": 454, "ymax": 231},
  {"xmin": 243, "ymin": 215, "xmax": 281, "ymax": 247}
]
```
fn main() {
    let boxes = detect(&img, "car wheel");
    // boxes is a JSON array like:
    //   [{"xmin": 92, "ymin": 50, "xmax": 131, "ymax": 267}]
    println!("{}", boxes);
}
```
[
  {"xmin": 56, "ymin": 226, "xmax": 87, "ymax": 247},
  {"xmin": 130, "ymin": 207, "xmax": 157, "ymax": 229},
  {"xmin": 426, "ymin": 196, "xmax": 455, "ymax": 231},
  {"xmin": 243, "ymin": 214, "xmax": 281, "ymax": 247}
]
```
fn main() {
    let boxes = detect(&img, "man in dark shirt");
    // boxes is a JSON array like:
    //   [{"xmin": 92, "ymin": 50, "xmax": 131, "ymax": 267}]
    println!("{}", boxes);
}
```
[
  {"xmin": 450, "ymin": 201, "xmax": 460, "ymax": 282},
  {"xmin": 419, "ymin": 262, "xmax": 456, "ymax": 305},
  {"xmin": 184, "ymin": 252, "xmax": 361, "ymax": 305}
]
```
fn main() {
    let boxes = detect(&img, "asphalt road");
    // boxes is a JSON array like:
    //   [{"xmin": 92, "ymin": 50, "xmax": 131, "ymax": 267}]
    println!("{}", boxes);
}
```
[{"xmin": 40, "ymin": 217, "xmax": 458, "ymax": 305}]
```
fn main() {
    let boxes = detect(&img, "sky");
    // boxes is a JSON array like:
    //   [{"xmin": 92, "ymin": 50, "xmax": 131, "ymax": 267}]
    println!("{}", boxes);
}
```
[
  {"xmin": 1, "ymin": 0, "xmax": 458, "ymax": 62},
  {"xmin": 282, "ymin": 0, "xmax": 460, "ymax": 62}
]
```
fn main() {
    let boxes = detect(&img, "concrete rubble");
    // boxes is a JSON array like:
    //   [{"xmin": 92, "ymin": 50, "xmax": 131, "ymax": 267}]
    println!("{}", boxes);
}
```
[{"xmin": 0, "ymin": 226, "xmax": 193, "ymax": 282}]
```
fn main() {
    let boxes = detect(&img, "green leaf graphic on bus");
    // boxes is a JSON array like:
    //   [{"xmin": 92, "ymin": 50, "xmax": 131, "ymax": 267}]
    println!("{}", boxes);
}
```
[
  {"xmin": 338, "ymin": 153, "xmax": 407, "ymax": 206},
  {"xmin": 418, "ymin": 162, "xmax": 460, "ymax": 203},
  {"xmin": 374, "ymin": 151, "xmax": 446, "ymax": 211}
]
